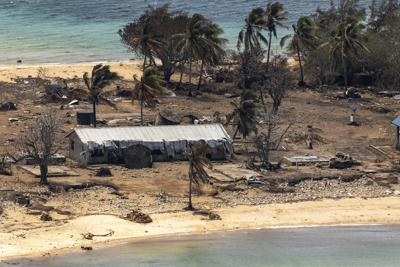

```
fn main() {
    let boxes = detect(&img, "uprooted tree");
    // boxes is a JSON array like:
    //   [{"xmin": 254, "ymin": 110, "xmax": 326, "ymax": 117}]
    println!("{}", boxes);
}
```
[{"xmin": 17, "ymin": 110, "xmax": 63, "ymax": 185}]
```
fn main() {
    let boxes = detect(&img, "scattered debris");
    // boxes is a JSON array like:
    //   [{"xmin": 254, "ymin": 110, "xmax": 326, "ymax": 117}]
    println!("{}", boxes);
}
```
[
  {"xmin": 8, "ymin": 117, "xmax": 19, "ymax": 122},
  {"xmin": 329, "ymin": 153, "xmax": 361, "ymax": 169},
  {"xmin": 0, "ymin": 102, "xmax": 17, "ymax": 111},
  {"xmin": 281, "ymin": 156, "xmax": 330, "ymax": 167},
  {"xmin": 15, "ymin": 195, "xmax": 30, "ymax": 206},
  {"xmin": 125, "ymin": 210, "xmax": 152, "ymax": 224},
  {"xmin": 193, "ymin": 210, "xmax": 222, "ymax": 220},
  {"xmin": 40, "ymin": 212, "xmax": 52, "ymax": 221},
  {"xmin": 82, "ymin": 230, "xmax": 114, "ymax": 240},
  {"xmin": 95, "ymin": 167, "xmax": 113, "ymax": 177}
]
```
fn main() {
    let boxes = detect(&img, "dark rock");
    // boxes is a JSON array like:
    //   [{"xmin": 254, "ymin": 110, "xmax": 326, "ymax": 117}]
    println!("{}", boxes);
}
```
[
  {"xmin": 95, "ymin": 167, "xmax": 112, "ymax": 177},
  {"xmin": 126, "ymin": 210, "xmax": 152, "ymax": 224},
  {"xmin": 40, "ymin": 212, "xmax": 52, "ymax": 221},
  {"xmin": 81, "ymin": 246, "xmax": 93, "ymax": 251},
  {"xmin": 15, "ymin": 195, "xmax": 30, "ymax": 206},
  {"xmin": 0, "ymin": 102, "xmax": 17, "ymax": 111}
]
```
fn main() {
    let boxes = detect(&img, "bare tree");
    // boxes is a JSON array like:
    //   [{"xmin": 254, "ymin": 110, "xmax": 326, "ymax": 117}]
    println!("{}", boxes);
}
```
[
  {"xmin": 17, "ymin": 109, "xmax": 63, "ymax": 185},
  {"xmin": 255, "ymin": 56, "xmax": 294, "ymax": 170}
]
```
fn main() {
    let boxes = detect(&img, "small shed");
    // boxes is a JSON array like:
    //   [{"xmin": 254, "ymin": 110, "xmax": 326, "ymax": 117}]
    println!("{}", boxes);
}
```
[
  {"xmin": 66, "ymin": 124, "xmax": 233, "ymax": 165},
  {"xmin": 392, "ymin": 117, "xmax": 400, "ymax": 149}
]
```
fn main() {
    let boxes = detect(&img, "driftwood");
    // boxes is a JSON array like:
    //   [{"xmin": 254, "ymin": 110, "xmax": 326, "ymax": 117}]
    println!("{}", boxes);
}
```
[{"xmin": 82, "ymin": 230, "xmax": 114, "ymax": 240}]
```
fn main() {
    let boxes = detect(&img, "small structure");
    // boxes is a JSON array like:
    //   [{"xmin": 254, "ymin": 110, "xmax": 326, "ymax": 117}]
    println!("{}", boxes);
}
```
[
  {"xmin": 66, "ymin": 124, "xmax": 232, "ymax": 165},
  {"xmin": 281, "ymin": 155, "xmax": 330, "ymax": 166},
  {"xmin": 77, "ymin": 110, "xmax": 94, "ymax": 125},
  {"xmin": 391, "ymin": 117, "xmax": 400, "ymax": 149}
]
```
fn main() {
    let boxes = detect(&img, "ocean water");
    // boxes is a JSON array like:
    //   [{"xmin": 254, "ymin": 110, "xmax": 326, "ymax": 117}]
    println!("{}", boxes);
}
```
[
  {"xmin": 6, "ymin": 225, "xmax": 400, "ymax": 267},
  {"xmin": 0, "ymin": 0, "xmax": 370, "ymax": 65}
]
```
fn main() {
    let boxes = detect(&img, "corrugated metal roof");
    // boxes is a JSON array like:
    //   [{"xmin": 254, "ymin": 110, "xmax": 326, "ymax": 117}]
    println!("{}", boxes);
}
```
[
  {"xmin": 73, "ymin": 124, "xmax": 232, "ymax": 144},
  {"xmin": 392, "ymin": 117, "xmax": 400, "ymax": 127}
]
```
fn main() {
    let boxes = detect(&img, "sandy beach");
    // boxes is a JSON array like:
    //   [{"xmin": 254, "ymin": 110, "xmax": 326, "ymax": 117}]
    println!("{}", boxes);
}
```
[
  {"xmin": 0, "ymin": 61, "xmax": 143, "ymax": 82},
  {"xmin": 1, "ymin": 197, "xmax": 399, "ymax": 261}
]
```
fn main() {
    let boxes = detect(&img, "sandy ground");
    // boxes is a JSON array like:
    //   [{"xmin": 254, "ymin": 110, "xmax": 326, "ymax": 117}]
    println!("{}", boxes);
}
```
[
  {"xmin": 1, "ymin": 62, "xmax": 400, "ymax": 262},
  {"xmin": 0, "ymin": 197, "xmax": 399, "ymax": 261},
  {"xmin": 0, "ymin": 61, "xmax": 142, "ymax": 82}
]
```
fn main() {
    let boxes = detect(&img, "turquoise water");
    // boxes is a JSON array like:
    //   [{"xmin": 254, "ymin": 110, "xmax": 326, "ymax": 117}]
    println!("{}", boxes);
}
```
[
  {"xmin": 5, "ymin": 225, "xmax": 400, "ymax": 267},
  {"xmin": 0, "ymin": 0, "xmax": 370, "ymax": 65}
]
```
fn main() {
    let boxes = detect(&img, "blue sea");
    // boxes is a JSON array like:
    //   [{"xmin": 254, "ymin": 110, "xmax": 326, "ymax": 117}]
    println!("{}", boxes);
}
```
[{"xmin": 0, "ymin": 0, "xmax": 370, "ymax": 65}]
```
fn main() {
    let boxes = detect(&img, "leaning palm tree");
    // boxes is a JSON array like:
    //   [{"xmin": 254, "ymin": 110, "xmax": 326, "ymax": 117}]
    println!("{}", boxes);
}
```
[
  {"xmin": 237, "ymin": 7, "xmax": 267, "ymax": 54},
  {"xmin": 281, "ymin": 16, "xmax": 318, "ymax": 86},
  {"xmin": 132, "ymin": 67, "xmax": 167, "ymax": 125},
  {"xmin": 264, "ymin": 2, "xmax": 288, "ymax": 70},
  {"xmin": 321, "ymin": 17, "xmax": 369, "ymax": 96},
  {"xmin": 173, "ymin": 14, "xmax": 209, "ymax": 95},
  {"xmin": 120, "ymin": 19, "xmax": 163, "ymax": 70},
  {"xmin": 227, "ymin": 90, "xmax": 258, "ymax": 139},
  {"xmin": 185, "ymin": 143, "xmax": 212, "ymax": 210},
  {"xmin": 82, "ymin": 64, "xmax": 119, "ymax": 127},
  {"xmin": 197, "ymin": 21, "xmax": 227, "ymax": 91}
]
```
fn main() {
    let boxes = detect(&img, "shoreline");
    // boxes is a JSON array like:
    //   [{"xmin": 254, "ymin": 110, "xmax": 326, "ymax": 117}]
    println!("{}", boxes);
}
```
[{"xmin": 1, "ymin": 197, "xmax": 400, "ymax": 262}]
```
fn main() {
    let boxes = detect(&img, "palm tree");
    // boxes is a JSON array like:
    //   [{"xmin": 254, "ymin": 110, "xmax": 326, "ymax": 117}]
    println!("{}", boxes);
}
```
[
  {"xmin": 185, "ymin": 143, "xmax": 212, "ymax": 210},
  {"xmin": 264, "ymin": 2, "xmax": 288, "ymax": 70},
  {"xmin": 281, "ymin": 16, "xmax": 318, "ymax": 86},
  {"xmin": 197, "ymin": 21, "xmax": 227, "ymax": 91},
  {"xmin": 237, "ymin": 7, "xmax": 267, "ymax": 53},
  {"xmin": 82, "ymin": 64, "xmax": 119, "ymax": 127},
  {"xmin": 173, "ymin": 14, "xmax": 208, "ymax": 95},
  {"xmin": 227, "ymin": 91, "xmax": 258, "ymax": 139},
  {"xmin": 322, "ymin": 17, "xmax": 369, "ymax": 96},
  {"xmin": 120, "ymin": 19, "xmax": 163, "ymax": 70},
  {"xmin": 132, "ymin": 67, "xmax": 167, "ymax": 125}
]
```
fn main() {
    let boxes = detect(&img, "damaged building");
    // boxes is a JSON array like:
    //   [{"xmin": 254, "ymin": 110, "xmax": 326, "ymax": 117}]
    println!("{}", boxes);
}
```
[{"xmin": 66, "ymin": 124, "xmax": 233, "ymax": 167}]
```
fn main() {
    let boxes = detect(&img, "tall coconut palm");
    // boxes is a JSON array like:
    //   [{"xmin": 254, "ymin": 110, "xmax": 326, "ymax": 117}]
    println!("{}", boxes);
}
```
[
  {"xmin": 82, "ymin": 64, "xmax": 119, "ymax": 127},
  {"xmin": 321, "ymin": 17, "xmax": 369, "ymax": 96},
  {"xmin": 173, "ymin": 14, "xmax": 209, "ymax": 95},
  {"xmin": 264, "ymin": 2, "xmax": 288, "ymax": 70},
  {"xmin": 120, "ymin": 19, "xmax": 164, "ymax": 70},
  {"xmin": 197, "ymin": 21, "xmax": 227, "ymax": 91},
  {"xmin": 185, "ymin": 143, "xmax": 212, "ymax": 210},
  {"xmin": 237, "ymin": 7, "xmax": 267, "ymax": 54},
  {"xmin": 281, "ymin": 16, "xmax": 318, "ymax": 86},
  {"xmin": 227, "ymin": 90, "xmax": 258, "ymax": 139},
  {"xmin": 132, "ymin": 67, "xmax": 167, "ymax": 125}
]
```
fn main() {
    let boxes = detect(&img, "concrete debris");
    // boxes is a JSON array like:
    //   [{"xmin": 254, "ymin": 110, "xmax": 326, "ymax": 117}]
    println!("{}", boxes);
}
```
[{"xmin": 8, "ymin": 118, "xmax": 19, "ymax": 122}]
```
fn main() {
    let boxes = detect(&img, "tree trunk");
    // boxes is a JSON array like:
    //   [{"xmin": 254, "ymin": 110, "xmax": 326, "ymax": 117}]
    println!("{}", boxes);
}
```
[
  {"xmin": 297, "ymin": 45, "xmax": 305, "ymax": 87},
  {"xmin": 142, "ymin": 55, "xmax": 147, "ymax": 70},
  {"xmin": 140, "ymin": 85, "xmax": 144, "ymax": 126},
  {"xmin": 92, "ymin": 100, "xmax": 97, "ymax": 128},
  {"xmin": 188, "ymin": 48, "xmax": 193, "ymax": 96},
  {"xmin": 197, "ymin": 53, "xmax": 206, "ymax": 91},
  {"xmin": 266, "ymin": 31, "xmax": 273, "ymax": 71},
  {"xmin": 39, "ymin": 161, "xmax": 48, "ymax": 185},
  {"xmin": 178, "ymin": 61, "xmax": 185, "ymax": 90},
  {"xmin": 233, "ymin": 126, "xmax": 240, "ymax": 139},
  {"xmin": 342, "ymin": 53, "xmax": 348, "ymax": 98},
  {"xmin": 187, "ymin": 166, "xmax": 194, "ymax": 210}
]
